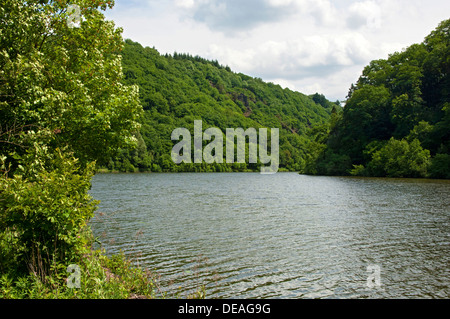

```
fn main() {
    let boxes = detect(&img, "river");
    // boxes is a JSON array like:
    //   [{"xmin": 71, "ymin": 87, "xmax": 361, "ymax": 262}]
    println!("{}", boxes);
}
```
[{"xmin": 89, "ymin": 172, "xmax": 450, "ymax": 298}]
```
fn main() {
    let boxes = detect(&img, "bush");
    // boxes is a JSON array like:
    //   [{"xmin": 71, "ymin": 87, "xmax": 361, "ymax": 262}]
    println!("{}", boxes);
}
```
[
  {"xmin": 350, "ymin": 164, "xmax": 367, "ymax": 177},
  {"xmin": 0, "ymin": 144, "xmax": 98, "ymax": 279},
  {"xmin": 366, "ymin": 138, "xmax": 431, "ymax": 178},
  {"xmin": 0, "ymin": 250, "xmax": 159, "ymax": 299},
  {"xmin": 429, "ymin": 154, "xmax": 450, "ymax": 179}
]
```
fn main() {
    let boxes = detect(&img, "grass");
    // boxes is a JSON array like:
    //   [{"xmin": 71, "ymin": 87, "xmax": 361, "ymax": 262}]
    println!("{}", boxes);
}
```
[{"xmin": 0, "ymin": 247, "xmax": 206, "ymax": 299}]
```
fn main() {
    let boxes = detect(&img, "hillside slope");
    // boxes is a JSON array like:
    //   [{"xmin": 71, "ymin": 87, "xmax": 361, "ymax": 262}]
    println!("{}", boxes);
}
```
[{"xmin": 106, "ymin": 39, "xmax": 340, "ymax": 172}]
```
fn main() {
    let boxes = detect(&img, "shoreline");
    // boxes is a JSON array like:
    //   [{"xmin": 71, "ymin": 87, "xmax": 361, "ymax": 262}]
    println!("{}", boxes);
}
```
[{"xmin": 94, "ymin": 168, "xmax": 450, "ymax": 180}]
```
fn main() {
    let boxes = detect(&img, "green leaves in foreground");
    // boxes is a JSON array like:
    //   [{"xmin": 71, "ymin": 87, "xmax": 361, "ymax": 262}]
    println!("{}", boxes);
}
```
[
  {"xmin": 0, "ymin": 0, "xmax": 143, "ymax": 280},
  {"xmin": 0, "ymin": 0, "xmax": 143, "ymax": 167},
  {"xmin": 0, "ymin": 144, "xmax": 97, "ymax": 278},
  {"xmin": 0, "ymin": 250, "xmax": 159, "ymax": 299}
]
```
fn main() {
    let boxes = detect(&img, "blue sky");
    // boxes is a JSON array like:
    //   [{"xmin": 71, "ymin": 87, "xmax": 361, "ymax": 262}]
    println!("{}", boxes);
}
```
[{"xmin": 104, "ymin": 0, "xmax": 450, "ymax": 102}]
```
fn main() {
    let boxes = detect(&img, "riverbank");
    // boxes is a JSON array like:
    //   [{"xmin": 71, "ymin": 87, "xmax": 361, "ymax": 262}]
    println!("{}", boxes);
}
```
[
  {"xmin": 0, "ymin": 247, "xmax": 205, "ymax": 299},
  {"xmin": 95, "ymin": 167, "xmax": 292, "ymax": 174}
]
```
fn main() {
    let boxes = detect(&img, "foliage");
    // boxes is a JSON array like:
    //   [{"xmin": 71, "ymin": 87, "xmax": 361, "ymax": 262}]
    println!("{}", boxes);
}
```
[
  {"xmin": 0, "ymin": 0, "xmax": 142, "ymax": 286},
  {"xmin": 0, "ymin": 144, "xmax": 97, "ymax": 278},
  {"xmin": 307, "ymin": 19, "xmax": 450, "ymax": 179},
  {"xmin": 105, "ymin": 40, "xmax": 338, "ymax": 172},
  {"xmin": 352, "ymin": 138, "xmax": 431, "ymax": 178},
  {"xmin": 0, "ymin": 0, "xmax": 207, "ymax": 299},
  {"xmin": 429, "ymin": 153, "xmax": 450, "ymax": 179},
  {"xmin": 0, "ymin": 0, "xmax": 142, "ymax": 167},
  {"xmin": 0, "ymin": 248, "xmax": 204, "ymax": 299}
]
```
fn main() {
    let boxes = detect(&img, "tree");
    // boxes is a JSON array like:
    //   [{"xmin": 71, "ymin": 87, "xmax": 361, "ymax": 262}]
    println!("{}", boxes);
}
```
[
  {"xmin": 0, "ymin": 0, "xmax": 142, "ymax": 167},
  {"xmin": 366, "ymin": 138, "xmax": 430, "ymax": 178},
  {"xmin": 429, "ymin": 154, "xmax": 450, "ymax": 179},
  {"xmin": 327, "ymin": 84, "xmax": 393, "ymax": 166},
  {"xmin": 311, "ymin": 19, "xmax": 449, "ymax": 178},
  {"xmin": 0, "ymin": 0, "xmax": 142, "ymax": 278}
]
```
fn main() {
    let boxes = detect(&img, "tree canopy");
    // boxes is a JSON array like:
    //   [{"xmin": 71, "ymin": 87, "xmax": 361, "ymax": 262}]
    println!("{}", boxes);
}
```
[
  {"xmin": 0, "ymin": 0, "xmax": 142, "ymax": 278},
  {"xmin": 0, "ymin": 0, "xmax": 142, "ymax": 167},
  {"xmin": 305, "ymin": 19, "xmax": 450, "ymax": 179},
  {"xmin": 108, "ymin": 39, "xmax": 339, "ymax": 173}
]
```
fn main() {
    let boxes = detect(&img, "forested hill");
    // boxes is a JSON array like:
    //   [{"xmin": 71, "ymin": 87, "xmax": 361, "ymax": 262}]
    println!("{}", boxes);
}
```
[
  {"xmin": 305, "ymin": 19, "xmax": 450, "ymax": 179},
  {"xmin": 106, "ymin": 39, "xmax": 340, "ymax": 172}
]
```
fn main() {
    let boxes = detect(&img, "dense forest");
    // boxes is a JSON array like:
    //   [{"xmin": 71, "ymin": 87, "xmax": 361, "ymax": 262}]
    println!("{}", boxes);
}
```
[
  {"xmin": 105, "ymin": 40, "xmax": 340, "ymax": 173},
  {"xmin": 108, "ymin": 18, "xmax": 450, "ymax": 179},
  {"xmin": 0, "ymin": 0, "xmax": 164, "ymax": 298},
  {"xmin": 304, "ymin": 19, "xmax": 450, "ymax": 179}
]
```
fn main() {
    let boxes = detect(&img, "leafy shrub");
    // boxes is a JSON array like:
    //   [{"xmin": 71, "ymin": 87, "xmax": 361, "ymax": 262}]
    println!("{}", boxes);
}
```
[
  {"xmin": 429, "ymin": 154, "xmax": 450, "ymax": 179},
  {"xmin": 350, "ymin": 164, "xmax": 367, "ymax": 177},
  {"xmin": 0, "ymin": 144, "xmax": 98, "ymax": 279},
  {"xmin": 366, "ymin": 138, "xmax": 431, "ymax": 178}
]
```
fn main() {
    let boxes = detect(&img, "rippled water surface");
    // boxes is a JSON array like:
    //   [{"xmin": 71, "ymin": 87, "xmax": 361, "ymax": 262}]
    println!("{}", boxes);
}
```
[{"xmin": 89, "ymin": 173, "xmax": 450, "ymax": 298}]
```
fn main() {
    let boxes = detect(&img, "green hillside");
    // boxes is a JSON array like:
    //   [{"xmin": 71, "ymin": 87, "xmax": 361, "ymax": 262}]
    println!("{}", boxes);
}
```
[
  {"xmin": 105, "ymin": 39, "xmax": 340, "ymax": 173},
  {"xmin": 304, "ymin": 19, "xmax": 450, "ymax": 179}
]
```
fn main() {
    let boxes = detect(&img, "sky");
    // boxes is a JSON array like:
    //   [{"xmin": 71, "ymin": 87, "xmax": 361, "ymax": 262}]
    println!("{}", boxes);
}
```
[{"xmin": 104, "ymin": 0, "xmax": 450, "ymax": 103}]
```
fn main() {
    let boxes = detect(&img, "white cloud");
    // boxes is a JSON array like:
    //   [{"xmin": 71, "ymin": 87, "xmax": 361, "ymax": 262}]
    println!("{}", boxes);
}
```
[
  {"xmin": 175, "ymin": 0, "xmax": 196, "ymax": 9},
  {"xmin": 208, "ymin": 32, "xmax": 375, "ymax": 80},
  {"xmin": 347, "ymin": 0, "xmax": 382, "ymax": 29},
  {"xmin": 267, "ymin": 0, "xmax": 297, "ymax": 7},
  {"xmin": 105, "ymin": 0, "xmax": 450, "ymax": 101},
  {"xmin": 306, "ymin": 0, "xmax": 339, "ymax": 27},
  {"xmin": 176, "ymin": 0, "xmax": 301, "ymax": 33}
]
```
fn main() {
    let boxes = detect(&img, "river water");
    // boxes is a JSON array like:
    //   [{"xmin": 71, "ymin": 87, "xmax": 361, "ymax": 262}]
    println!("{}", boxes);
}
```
[{"xmin": 89, "ymin": 172, "xmax": 450, "ymax": 298}]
